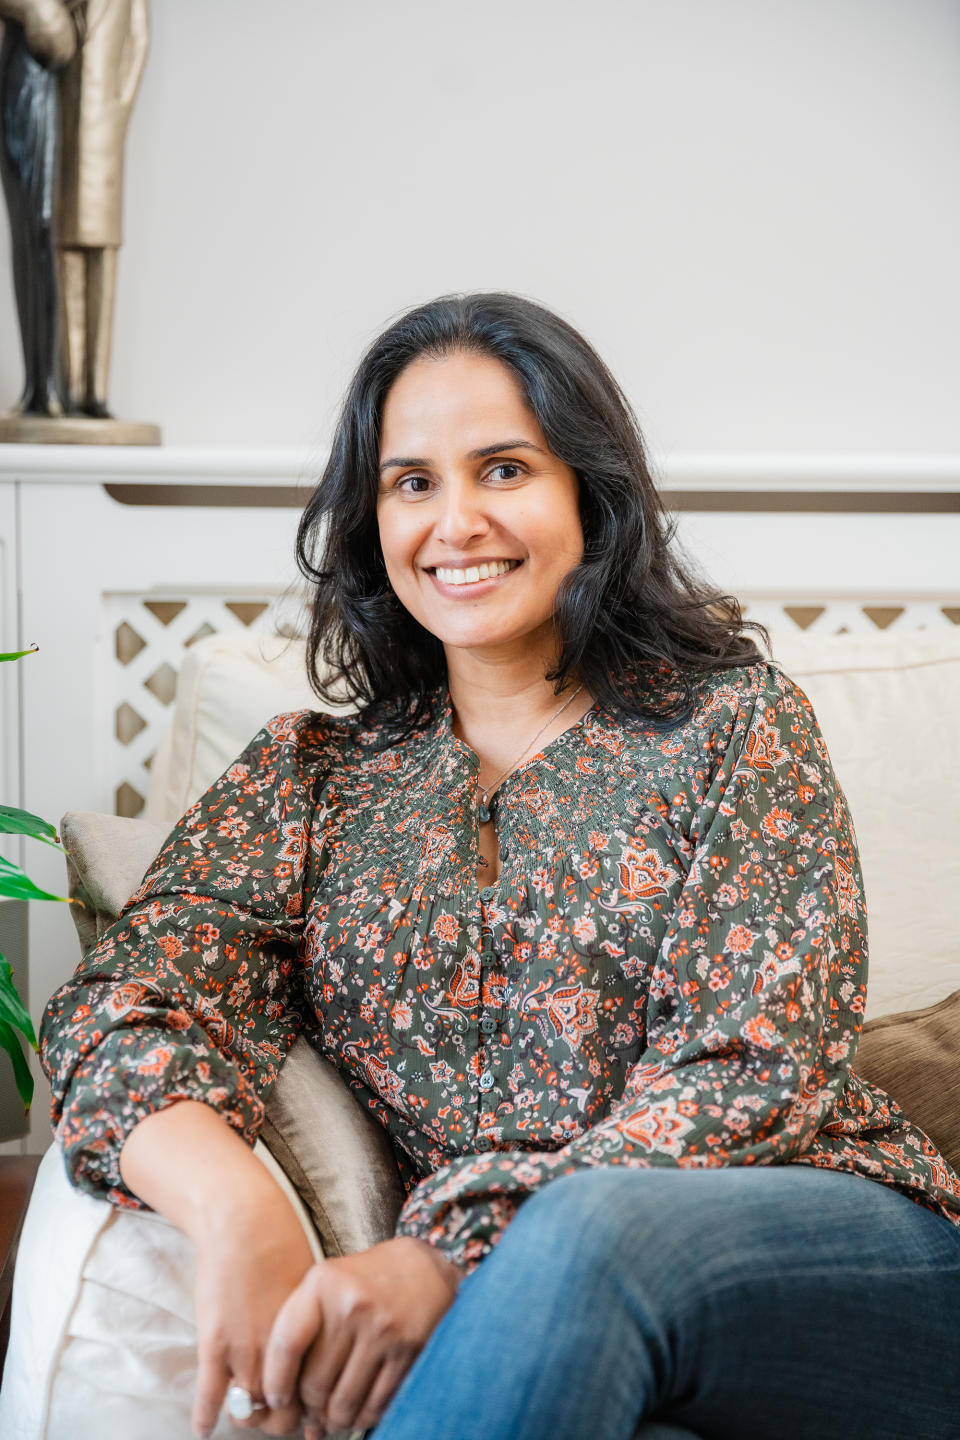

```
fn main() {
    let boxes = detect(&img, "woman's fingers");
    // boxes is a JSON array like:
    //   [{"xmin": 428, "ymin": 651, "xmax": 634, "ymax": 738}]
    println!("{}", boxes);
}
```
[
  {"xmin": 321, "ymin": 1341, "xmax": 382, "ymax": 1435},
  {"xmin": 234, "ymin": 1399, "xmax": 272, "ymax": 1432},
  {"xmin": 262, "ymin": 1264, "xmax": 327, "ymax": 1411},
  {"xmin": 195, "ymin": 1337, "xmax": 293, "ymax": 1438},
  {"xmin": 255, "ymin": 1397, "xmax": 305, "ymax": 1437},
  {"xmin": 192, "ymin": 1336, "xmax": 230, "ymax": 1438},
  {"xmin": 265, "ymin": 1241, "xmax": 452, "ymax": 1435},
  {"xmin": 351, "ymin": 1353, "xmax": 414, "ymax": 1434},
  {"xmin": 298, "ymin": 1320, "xmax": 356, "ymax": 1432}
]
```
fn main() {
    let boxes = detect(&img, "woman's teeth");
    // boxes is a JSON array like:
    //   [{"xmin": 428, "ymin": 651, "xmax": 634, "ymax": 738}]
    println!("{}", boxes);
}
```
[{"xmin": 434, "ymin": 559, "xmax": 519, "ymax": 586}]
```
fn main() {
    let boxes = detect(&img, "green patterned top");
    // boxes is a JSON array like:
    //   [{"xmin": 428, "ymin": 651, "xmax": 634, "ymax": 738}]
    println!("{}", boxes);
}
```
[{"xmin": 40, "ymin": 662, "xmax": 960, "ymax": 1270}]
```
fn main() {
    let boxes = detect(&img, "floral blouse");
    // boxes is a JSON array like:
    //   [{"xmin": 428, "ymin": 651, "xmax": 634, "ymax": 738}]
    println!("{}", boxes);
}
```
[{"xmin": 40, "ymin": 662, "xmax": 960, "ymax": 1272}]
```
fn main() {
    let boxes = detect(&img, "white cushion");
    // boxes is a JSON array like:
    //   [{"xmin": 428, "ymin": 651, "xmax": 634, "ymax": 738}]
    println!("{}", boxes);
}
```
[
  {"xmin": 0, "ymin": 1142, "xmax": 323, "ymax": 1440},
  {"xmin": 767, "ymin": 627, "xmax": 960, "ymax": 1021},
  {"xmin": 145, "ymin": 632, "xmax": 350, "ymax": 824}
]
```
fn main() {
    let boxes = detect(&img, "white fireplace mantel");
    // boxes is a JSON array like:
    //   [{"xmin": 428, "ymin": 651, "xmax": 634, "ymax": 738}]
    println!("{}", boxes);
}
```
[{"xmin": 2, "ymin": 445, "xmax": 960, "ymax": 491}]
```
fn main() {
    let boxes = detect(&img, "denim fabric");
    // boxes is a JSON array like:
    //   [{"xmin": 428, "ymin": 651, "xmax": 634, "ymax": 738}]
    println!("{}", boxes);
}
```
[{"xmin": 373, "ymin": 1166, "xmax": 960, "ymax": 1440}]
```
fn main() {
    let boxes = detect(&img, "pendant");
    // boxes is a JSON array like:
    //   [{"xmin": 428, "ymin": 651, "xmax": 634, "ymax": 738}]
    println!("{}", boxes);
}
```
[{"xmin": 478, "ymin": 801, "xmax": 491, "ymax": 824}]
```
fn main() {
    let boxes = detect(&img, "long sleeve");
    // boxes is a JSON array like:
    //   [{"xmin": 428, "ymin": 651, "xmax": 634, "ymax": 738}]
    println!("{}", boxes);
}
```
[
  {"xmin": 396, "ymin": 666, "xmax": 872, "ymax": 1271},
  {"xmin": 40, "ymin": 711, "xmax": 331, "ymax": 1206}
]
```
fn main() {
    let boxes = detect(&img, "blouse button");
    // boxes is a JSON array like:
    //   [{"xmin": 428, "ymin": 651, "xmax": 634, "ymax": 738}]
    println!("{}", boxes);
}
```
[
  {"xmin": 474, "ymin": 1135, "xmax": 493, "ymax": 1151},
  {"xmin": 480, "ymin": 1015, "xmax": 498, "ymax": 1035},
  {"xmin": 480, "ymin": 885, "xmax": 496, "ymax": 901},
  {"xmin": 478, "ymin": 1070, "xmax": 495, "ymax": 1092}
]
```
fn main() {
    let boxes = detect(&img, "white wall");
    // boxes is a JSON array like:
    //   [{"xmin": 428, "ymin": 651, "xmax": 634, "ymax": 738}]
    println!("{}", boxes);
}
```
[{"xmin": 1, "ymin": 0, "xmax": 958, "ymax": 457}]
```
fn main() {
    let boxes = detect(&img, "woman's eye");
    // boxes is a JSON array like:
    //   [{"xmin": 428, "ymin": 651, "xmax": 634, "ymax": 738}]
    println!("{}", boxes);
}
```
[{"xmin": 395, "ymin": 462, "xmax": 522, "ymax": 494}]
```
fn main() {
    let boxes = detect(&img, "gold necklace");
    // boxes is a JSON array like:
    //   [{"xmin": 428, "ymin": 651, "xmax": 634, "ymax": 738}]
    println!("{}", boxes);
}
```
[{"xmin": 476, "ymin": 684, "xmax": 585, "ymax": 823}]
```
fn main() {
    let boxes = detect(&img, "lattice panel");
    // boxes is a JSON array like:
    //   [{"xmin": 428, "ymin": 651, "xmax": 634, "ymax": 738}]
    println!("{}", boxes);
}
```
[
  {"xmin": 741, "ymin": 599, "xmax": 960, "ymax": 634},
  {"xmin": 105, "ymin": 591, "xmax": 306, "ymax": 818},
  {"xmin": 104, "ymin": 592, "xmax": 960, "ymax": 818}
]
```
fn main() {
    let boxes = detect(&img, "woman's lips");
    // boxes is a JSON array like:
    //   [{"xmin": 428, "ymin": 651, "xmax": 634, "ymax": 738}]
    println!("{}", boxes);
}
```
[{"xmin": 426, "ymin": 559, "xmax": 523, "ymax": 598}]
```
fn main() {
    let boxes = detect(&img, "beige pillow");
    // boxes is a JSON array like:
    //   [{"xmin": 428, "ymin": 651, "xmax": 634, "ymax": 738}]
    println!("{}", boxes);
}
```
[
  {"xmin": 767, "ymin": 628, "xmax": 960, "ymax": 1021},
  {"xmin": 144, "ymin": 632, "xmax": 352, "ymax": 825},
  {"xmin": 59, "ymin": 811, "xmax": 405, "ymax": 1256},
  {"xmin": 259, "ymin": 1040, "xmax": 406, "ymax": 1256},
  {"xmin": 855, "ymin": 989, "xmax": 960, "ymax": 1175},
  {"xmin": 62, "ymin": 812, "xmax": 172, "ymax": 952}
]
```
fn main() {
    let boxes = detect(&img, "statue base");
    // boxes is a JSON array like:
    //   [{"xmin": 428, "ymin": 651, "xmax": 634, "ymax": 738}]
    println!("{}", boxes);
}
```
[{"xmin": 0, "ymin": 413, "xmax": 162, "ymax": 446}]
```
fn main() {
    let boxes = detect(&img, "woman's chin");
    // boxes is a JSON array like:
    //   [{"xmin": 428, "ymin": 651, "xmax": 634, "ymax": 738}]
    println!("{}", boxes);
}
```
[
  {"xmin": 430, "ymin": 620, "xmax": 556, "ymax": 659},
  {"xmin": 433, "ymin": 628, "xmax": 521, "ymax": 655}
]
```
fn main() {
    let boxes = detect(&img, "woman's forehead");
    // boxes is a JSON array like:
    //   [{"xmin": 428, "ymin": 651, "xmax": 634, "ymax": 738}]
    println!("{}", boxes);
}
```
[{"xmin": 380, "ymin": 352, "xmax": 543, "ymax": 454}]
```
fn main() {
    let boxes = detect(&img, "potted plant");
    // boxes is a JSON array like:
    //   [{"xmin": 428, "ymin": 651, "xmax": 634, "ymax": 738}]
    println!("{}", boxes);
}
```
[{"xmin": 0, "ymin": 646, "xmax": 68, "ymax": 1118}]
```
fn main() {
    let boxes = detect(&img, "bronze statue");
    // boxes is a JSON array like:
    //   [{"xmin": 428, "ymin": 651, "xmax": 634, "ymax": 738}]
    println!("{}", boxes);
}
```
[
  {"xmin": 0, "ymin": 0, "xmax": 159, "ymax": 443},
  {"xmin": 58, "ymin": 0, "xmax": 148, "ymax": 420},
  {"xmin": 0, "ymin": 0, "xmax": 75, "ymax": 417}
]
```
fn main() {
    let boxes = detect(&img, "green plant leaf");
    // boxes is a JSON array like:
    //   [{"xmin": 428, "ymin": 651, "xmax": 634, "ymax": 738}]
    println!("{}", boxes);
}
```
[
  {"xmin": 0, "ymin": 854, "xmax": 67, "ymax": 903},
  {"xmin": 0, "ymin": 1017, "xmax": 33, "ymax": 1110},
  {"xmin": 0, "ymin": 957, "xmax": 37, "ymax": 1048},
  {"xmin": 0, "ymin": 645, "xmax": 38, "ymax": 662},
  {"xmin": 0, "ymin": 804, "xmax": 60, "ymax": 847}
]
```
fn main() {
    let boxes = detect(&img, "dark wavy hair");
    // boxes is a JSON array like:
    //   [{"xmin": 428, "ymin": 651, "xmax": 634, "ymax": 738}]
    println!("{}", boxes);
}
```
[{"xmin": 296, "ymin": 292, "xmax": 766, "ymax": 742}]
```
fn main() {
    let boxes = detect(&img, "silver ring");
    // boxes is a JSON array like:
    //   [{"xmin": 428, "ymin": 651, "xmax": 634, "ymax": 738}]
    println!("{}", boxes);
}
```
[{"xmin": 226, "ymin": 1384, "xmax": 264, "ymax": 1421}]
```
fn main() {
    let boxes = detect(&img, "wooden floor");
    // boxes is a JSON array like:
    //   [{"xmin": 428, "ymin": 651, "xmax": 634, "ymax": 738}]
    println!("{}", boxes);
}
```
[{"xmin": 0, "ymin": 1156, "xmax": 42, "ymax": 1376}]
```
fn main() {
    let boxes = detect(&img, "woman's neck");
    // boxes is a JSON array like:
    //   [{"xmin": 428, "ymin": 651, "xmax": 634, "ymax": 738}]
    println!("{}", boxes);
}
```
[{"xmin": 444, "ymin": 644, "xmax": 593, "ymax": 771}]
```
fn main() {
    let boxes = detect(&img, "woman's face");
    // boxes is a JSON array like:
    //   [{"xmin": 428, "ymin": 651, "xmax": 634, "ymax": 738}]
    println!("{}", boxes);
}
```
[{"xmin": 376, "ymin": 350, "xmax": 583, "ymax": 660}]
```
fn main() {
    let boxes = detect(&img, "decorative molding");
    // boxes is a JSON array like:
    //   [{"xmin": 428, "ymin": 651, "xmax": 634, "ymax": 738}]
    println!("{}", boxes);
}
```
[
  {"xmin": 1, "ymin": 445, "xmax": 959, "ymax": 493},
  {"xmin": 743, "ymin": 599, "xmax": 960, "ymax": 634},
  {"xmin": 0, "ymin": 446, "xmax": 317, "ymax": 486},
  {"xmin": 659, "ymin": 454, "xmax": 960, "ymax": 492}
]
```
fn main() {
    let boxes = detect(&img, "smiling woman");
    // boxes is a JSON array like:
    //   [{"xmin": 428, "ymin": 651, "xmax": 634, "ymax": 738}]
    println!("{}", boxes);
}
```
[
  {"xmin": 8, "ymin": 293, "xmax": 960, "ymax": 1440},
  {"xmin": 295, "ymin": 293, "xmax": 766, "ymax": 745},
  {"xmin": 375, "ymin": 350, "xmax": 584, "ymax": 664}
]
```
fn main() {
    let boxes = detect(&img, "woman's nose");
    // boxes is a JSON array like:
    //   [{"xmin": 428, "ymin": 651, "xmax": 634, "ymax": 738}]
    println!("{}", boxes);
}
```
[{"xmin": 433, "ymin": 480, "xmax": 490, "ymax": 546}]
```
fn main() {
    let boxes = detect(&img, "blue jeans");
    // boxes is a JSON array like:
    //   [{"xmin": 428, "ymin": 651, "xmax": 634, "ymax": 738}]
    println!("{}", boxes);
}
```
[{"xmin": 373, "ymin": 1165, "xmax": 960, "ymax": 1440}]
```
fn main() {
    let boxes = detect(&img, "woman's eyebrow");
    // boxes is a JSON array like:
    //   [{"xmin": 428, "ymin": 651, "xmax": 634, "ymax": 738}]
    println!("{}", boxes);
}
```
[{"xmin": 378, "ymin": 439, "xmax": 546, "ymax": 474}]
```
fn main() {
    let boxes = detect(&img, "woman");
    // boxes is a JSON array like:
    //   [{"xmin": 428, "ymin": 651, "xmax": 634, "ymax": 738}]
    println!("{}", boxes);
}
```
[{"xmin": 8, "ymin": 293, "xmax": 960, "ymax": 1440}]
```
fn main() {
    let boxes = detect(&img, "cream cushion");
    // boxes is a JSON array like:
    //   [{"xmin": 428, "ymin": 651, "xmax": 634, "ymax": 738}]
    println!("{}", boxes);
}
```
[
  {"xmin": 145, "ymin": 631, "xmax": 353, "ymax": 825},
  {"xmin": 0, "ymin": 1141, "xmax": 330, "ymax": 1440},
  {"xmin": 767, "ymin": 627, "xmax": 960, "ymax": 1020},
  {"xmin": 146, "ymin": 627, "xmax": 960, "ymax": 1024}
]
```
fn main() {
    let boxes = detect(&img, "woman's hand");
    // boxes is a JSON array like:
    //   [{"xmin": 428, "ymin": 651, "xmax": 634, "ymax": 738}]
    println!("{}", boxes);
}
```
[
  {"xmin": 191, "ymin": 1189, "xmax": 317, "ymax": 1438},
  {"xmin": 117, "ymin": 1101, "xmax": 319, "ymax": 1439},
  {"xmin": 263, "ymin": 1235, "xmax": 463, "ymax": 1438}
]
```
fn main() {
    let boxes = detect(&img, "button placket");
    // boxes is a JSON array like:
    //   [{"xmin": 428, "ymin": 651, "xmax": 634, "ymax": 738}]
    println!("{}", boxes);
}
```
[{"xmin": 476, "ymin": 924, "xmax": 499, "ymax": 1103}]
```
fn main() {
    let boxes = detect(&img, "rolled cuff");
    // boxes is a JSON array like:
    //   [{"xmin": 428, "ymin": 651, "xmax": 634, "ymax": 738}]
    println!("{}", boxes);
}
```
[{"xmin": 54, "ymin": 1030, "xmax": 264, "ymax": 1207}]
